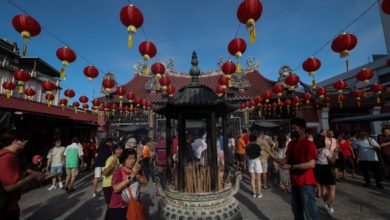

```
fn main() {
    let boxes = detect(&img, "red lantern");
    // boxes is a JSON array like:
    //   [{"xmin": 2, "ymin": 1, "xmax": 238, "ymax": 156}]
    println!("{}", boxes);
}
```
[
  {"xmin": 134, "ymin": 97, "xmax": 142, "ymax": 106},
  {"xmin": 13, "ymin": 70, "xmax": 31, "ymax": 93},
  {"xmin": 127, "ymin": 92, "xmax": 135, "ymax": 102},
  {"xmin": 41, "ymin": 81, "xmax": 56, "ymax": 94},
  {"xmin": 59, "ymin": 98, "xmax": 68, "ymax": 111},
  {"xmin": 116, "ymin": 86, "xmax": 127, "ymax": 107},
  {"xmin": 218, "ymin": 75, "xmax": 229, "ymax": 89},
  {"xmin": 102, "ymin": 78, "xmax": 115, "ymax": 93},
  {"xmin": 222, "ymin": 61, "xmax": 236, "ymax": 87},
  {"xmin": 263, "ymin": 90, "xmax": 273, "ymax": 103},
  {"xmin": 382, "ymin": 0, "xmax": 390, "ymax": 14},
  {"xmin": 284, "ymin": 99, "xmax": 292, "ymax": 114},
  {"xmin": 64, "ymin": 89, "xmax": 75, "ymax": 100},
  {"xmin": 2, "ymin": 81, "xmax": 16, "ymax": 98},
  {"xmin": 338, "ymin": 94, "xmax": 346, "ymax": 109},
  {"xmin": 56, "ymin": 47, "xmax": 77, "ymax": 79},
  {"xmin": 151, "ymin": 62, "xmax": 165, "ymax": 78},
  {"xmin": 356, "ymin": 68, "xmax": 374, "ymax": 84},
  {"xmin": 316, "ymin": 87, "xmax": 327, "ymax": 100},
  {"xmin": 79, "ymin": 96, "xmax": 89, "ymax": 104},
  {"xmin": 215, "ymin": 85, "xmax": 226, "ymax": 96},
  {"xmin": 254, "ymin": 96, "xmax": 263, "ymax": 104},
  {"xmin": 120, "ymin": 4, "xmax": 144, "ymax": 48},
  {"xmin": 302, "ymin": 57, "xmax": 321, "ymax": 89},
  {"xmin": 333, "ymin": 79, "xmax": 348, "ymax": 93},
  {"xmin": 331, "ymin": 33, "xmax": 358, "ymax": 58},
  {"xmin": 237, "ymin": 0, "xmax": 263, "ymax": 43},
  {"xmin": 228, "ymin": 38, "xmax": 247, "ymax": 73},
  {"xmin": 371, "ymin": 83, "xmax": 384, "ymax": 104},
  {"xmin": 73, "ymin": 101, "xmax": 80, "ymax": 113},
  {"xmin": 92, "ymin": 99, "xmax": 101, "ymax": 107},
  {"xmin": 293, "ymin": 96, "xmax": 301, "ymax": 109},
  {"xmin": 352, "ymin": 90, "xmax": 365, "ymax": 107},
  {"xmin": 272, "ymin": 83, "xmax": 284, "ymax": 103},
  {"xmin": 303, "ymin": 93, "xmax": 312, "ymax": 105},
  {"xmin": 45, "ymin": 94, "xmax": 55, "ymax": 107},
  {"xmin": 166, "ymin": 85, "xmax": 176, "ymax": 97},
  {"xmin": 111, "ymin": 103, "xmax": 117, "ymax": 115},
  {"xmin": 12, "ymin": 14, "xmax": 41, "ymax": 56},
  {"xmin": 82, "ymin": 103, "xmax": 89, "ymax": 111},
  {"xmin": 159, "ymin": 75, "xmax": 171, "ymax": 91},
  {"xmin": 139, "ymin": 41, "xmax": 157, "ymax": 75},
  {"xmin": 313, "ymin": 100, "xmax": 322, "ymax": 109},
  {"xmin": 285, "ymin": 73, "xmax": 300, "ymax": 90},
  {"xmin": 324, "ymin": 96, "xmax": 332, "ymax": 108},
  {"xmin": 83, "ymin": 65, "xmax": 99, "ymax": 81},
  {"xmin": 24, "ymin": 87, "xmax": 36, "ymax": 100}
]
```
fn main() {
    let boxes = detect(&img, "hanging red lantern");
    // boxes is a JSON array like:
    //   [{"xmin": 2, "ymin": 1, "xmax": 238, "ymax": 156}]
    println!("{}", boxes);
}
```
[
  {"xmin": 83, "ymin": 65, "xmax": 99, "ymax": 81},
  {"xmin": 371, "ymin": 83, "xmax": 385, "ymax": 104},
  {"xmin": 382, "ymin": 0, "xmax": 390, "ymax": 14},
  {"xmin": 139, "ymin": 41, "xmax": 157, "ymax": 75},
  {"xmin": 284, "ymin": 99, "xmax": 292, "ymax": 114},
  {"xmin": 102, "ymin": 78, "xmax": 115, "ymax": 93},
  {"xmin": 316, "ymin": 87, "xmax": 327, "ymax": 100},
  {"xmin": 262, "ymin": 90, "xmax": 273, "ymax": 103},
  {"xmin": 337, "ymin": 94, "xmax": 346, "ymax": 109},
  {"xmin": 92, "ymin": 99, "xmax": 100, "ymax": 107},
  {"xmin": 254, "ymin": 96, "xmax": 263, "ymax": 104},
  {"xmin": 24, "ymin": 87, "xmax": 36, "ymax": 100},
  {"xmin": 111, "ymin": 103, "xmax": 117, "ymax": 115},
  {"xmin": 166, "ymin": 85, "xmax": 176, "ymax": 97},
  {"xmin": 64, "ymin": 89, "xmax": 75, "ymax": 100},
  {"xmin": 151, "ymin": 62, "xmax": 165, "ymax": 78},
  {"xmin": 293, "ymin": 96, "xmax": 301, "ymax": 109},
  {"xmin": 331, "ymin": 33, "xmax": 358, "ymax": 58},
  {"xmin": 324, "ymin": 96, "xmax": 332, "ymax": 108},
  {"xmin": 92, "ymin": 106, "xmax": 99, "ymax": 114},
  {"xmin": 41, "ymin": 81, "xmax": 56, "ymax": 94},
  {"xmin": 237, "ymin": 0, "xmax": 263, "ymax": 43},
  {"xmin": 303, "ymin": 93, "xmax": 312, "ymax": 105},
  {"xmin": 13, "ymin": 70, "xmax": 31, "ymax": 94},
  {"xmin": 134, "ymin": 97, "xmax": 142, "ymax": 106},
  {"xmin": 228, "ymin": 38, "xmax": 247, "ymax": 73},
  {"xmin": 285, "ymin": 73, "xmax": 300, "ymax": 90},
  {"xmin": 218, "ymin": 75, "xmax": 229, "ymax": 89},
  {"xmin": 352, "ymin": 90, "xmax": 365, "ymax": 107},
  {"xmin": 56, "ymin": 47, "xmax": 77, "ymax": 79},
  {"xmin": 79, "ymin": 96, "xmax": 89, "ymax": 104},
  {"xmin": 272, "ymin": 83, "xmax": 284, "ymax": 103},
  {"xmin": 222, "ymin": 61, "xmax": 236, "ymax": 88},
  {"xmin": 159, "ymin": 75, "xmax": 171, "ymax": 91},
  {"xmin": 45, "ymin": 94, "xmax": 55, "ymax": 107},
  {"xmin": 333, "ymin": 79, "xmax": 348, "ymax": 94},
  {"xmin": 59, "ymin": 98, "xmax": 68, "ymax": 111},
  {"xmin": 73, "ymin": 101, "xmax": 80, "ymax": 113},
  {"xmin": 12, "ymin": 14, "xmax": 41, "ymax": 56},
  {"xmin": 2, "ymin": 81, "xmax": 16, "ymax": 98},
  {"xmin": 116, "ymin": 86, "xmax": 127, "ymax": 107},
  {"xmin": 313, "ymin": 100, "xmax": 322, "ymax": 109},
  {"xmin": 302, "ymin": 57, "xmax": 321, "ymax": 89},
  {"xmin": 356, "ymin": 68, "xmax": 374, "ymax": 84},
  {"xmin": 82, "ymin": 103, "xmax": 89, "ymax": 112},
  {"xmin": 127, "ymin": 92, "xmax": 135, "ymax": 103},
  {"xmin": 120, "ymin": 4, "xmax": 144, "ymax": 48}
]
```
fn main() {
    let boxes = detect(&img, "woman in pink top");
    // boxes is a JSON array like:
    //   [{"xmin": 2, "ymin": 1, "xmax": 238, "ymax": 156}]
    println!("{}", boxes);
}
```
[
  {"xmin": 106, "ymin": 149, "xmax": 148, "ymax": 220},
  {"xmin": 337, "ymin": 134, "xmax": 356, "ymax": 179}
]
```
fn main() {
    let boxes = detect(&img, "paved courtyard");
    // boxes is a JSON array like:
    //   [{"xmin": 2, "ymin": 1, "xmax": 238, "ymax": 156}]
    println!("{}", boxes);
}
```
[{"xmin": 19, "ymin": 171, "xmax": 390, "ymax": 220}]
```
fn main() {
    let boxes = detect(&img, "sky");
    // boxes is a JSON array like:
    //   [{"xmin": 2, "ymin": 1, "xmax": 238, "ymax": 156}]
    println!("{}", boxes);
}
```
[{"xmin": 0, "ymin": 0, "xmax": 387, "ymax": 102}]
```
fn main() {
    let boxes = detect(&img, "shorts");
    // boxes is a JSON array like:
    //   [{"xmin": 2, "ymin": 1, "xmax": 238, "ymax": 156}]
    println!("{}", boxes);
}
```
[
  {"xmin": 95, "ymin": 167, "xmax": 103, "ymax": 178},
  {"xmin": 260, "ymin": 157, "xmax": 268, "ymax": 173},
  {"xmin": 50, "ymin": 166, "xmax": 63, "ymax": 174},
  {"xmin": 66, "ymin": 168, "xmax": 79, "ymax": 176},
  {"xmin": 314, "ymin": 164, "xmax": 335, "ymax": 185},
  {"xmin": 248, "ymin": 158, "xmax": 263, "ymax": 174}
]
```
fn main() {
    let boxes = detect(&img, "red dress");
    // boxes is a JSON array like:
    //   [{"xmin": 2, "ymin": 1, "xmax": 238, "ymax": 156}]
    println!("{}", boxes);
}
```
[{"xmin": 338, "ymin": 140, "xmax": 352, "ymax": 157}]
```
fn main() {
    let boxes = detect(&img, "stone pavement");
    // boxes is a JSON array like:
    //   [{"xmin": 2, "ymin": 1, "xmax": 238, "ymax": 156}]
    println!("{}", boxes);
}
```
[{"xmin": 19, "ymin": 171, "xmax": 390, "ymax": 220}]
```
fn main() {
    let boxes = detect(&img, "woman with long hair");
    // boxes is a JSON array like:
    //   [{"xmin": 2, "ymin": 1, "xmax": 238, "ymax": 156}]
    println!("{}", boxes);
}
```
[
  {"xmin": 105, "ymin": 149, "xmax": 148, "ymax": 220},
  {"xmin": 314, "ymin": 134, "xmax": 338, "ymax": 215}
]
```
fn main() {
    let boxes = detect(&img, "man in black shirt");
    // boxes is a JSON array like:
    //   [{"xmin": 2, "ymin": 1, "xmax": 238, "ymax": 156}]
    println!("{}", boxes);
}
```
[
  {"xmin": 246, "ymin": 134, "xmax": 263, "ymax": 198},
  {"xmin": 91, "ymin": 138, "xmax": 113, "ymax": 197}
]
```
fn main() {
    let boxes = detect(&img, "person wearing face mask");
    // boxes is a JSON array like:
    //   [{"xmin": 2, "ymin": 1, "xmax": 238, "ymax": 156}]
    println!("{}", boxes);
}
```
[{"xmin": 271, "ymin": 118, "xmax": 319, "ymax": 220}]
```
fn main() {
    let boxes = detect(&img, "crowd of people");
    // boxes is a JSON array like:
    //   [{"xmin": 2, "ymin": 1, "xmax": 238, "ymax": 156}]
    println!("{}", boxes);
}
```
[{"xmin": 1, "ymin": 120, "xmax": 390, "ymax": 220}]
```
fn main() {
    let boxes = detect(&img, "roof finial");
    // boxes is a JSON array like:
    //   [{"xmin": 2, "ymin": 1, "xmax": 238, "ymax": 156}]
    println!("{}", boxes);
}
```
[{"xmin": 190, "ymin": 51, "xmax": 200, "ymax": 85}]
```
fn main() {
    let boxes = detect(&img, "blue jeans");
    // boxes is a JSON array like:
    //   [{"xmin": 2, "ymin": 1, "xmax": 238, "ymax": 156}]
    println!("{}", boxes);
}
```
[{"xmin": 291, "ymin": 185, "xmax": 319, "ymax": 220}]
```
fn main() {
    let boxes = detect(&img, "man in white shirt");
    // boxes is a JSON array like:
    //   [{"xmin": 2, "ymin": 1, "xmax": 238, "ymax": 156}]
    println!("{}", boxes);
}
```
[
  {"xmin": 46, "ymin": 140, "xmax": 65, "ymax": 190},
  {"xmin": 192, "ymin": 132, "xmax": 207, "ymax": 161}
]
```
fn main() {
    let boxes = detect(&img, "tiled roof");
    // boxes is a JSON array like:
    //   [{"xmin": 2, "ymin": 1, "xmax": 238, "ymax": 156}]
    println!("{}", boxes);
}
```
[
  {"xmin": 106, "ymin": 70, "xmax": 277, "ymax": 103},
  {"xmin": 0, "ymin": 94, "xmax": 98, "ymax": 124}
]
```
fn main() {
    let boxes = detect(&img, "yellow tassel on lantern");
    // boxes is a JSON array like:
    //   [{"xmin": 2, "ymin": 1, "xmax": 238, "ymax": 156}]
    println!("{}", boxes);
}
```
[
  {"xmin": 119, "ymin": 97, "xmax": 123, "ymax": 108},
  {"xmin": 340, "ymin": 50, "xmax": 350, "ymax": 58},
  {"xmin": 237, "ymin": 62, "xmax": 241, "ymax": 73},
  {"xmin": 6, "ymin": 90, "xmax": 11, "ymax": 98},
  {"xmin": 127, "ymin": 25, "xmax": 136, "ymax": 48},
  {"xmin": 18, "ymin": 86, "xmax": 23, "ymax": 94},
  {"xmin": 312, "ymin": 79, "xmax": 316, "ymax": 90},
  {"xmin": 144, "ymin": 64, "xmax": 149, "ymax": 75},
  {"xmin": 47, "ymin": 101, "xmax": 51, "ymax": 108},
  {"xmin": 128, "ymin": 34, "xmax": 133, "ymax": 48},
  {"xmin": 377, "ymin": 96, "xmax": 381, "ymax": 104},
  {"xmin": 156, "ymin": 83, "xmax": 161, "ymax": 91},
  {"xmin": 246, "ymin": 19, "xmax": 256, "ymax": 43},
  {"xmin": 339, "ymin": 102, "xmax": 343, "ymax": 109},
  {"xmin": 22, "ymin": 43, "xmax": 27, "ymax": 56},
  {"xmin": 74, "ymin": 107, "xmax": 78, "ymax": 113},
  {"xmin": 60, "ymin": 68, "xmax": 65, "ymax": 78}
]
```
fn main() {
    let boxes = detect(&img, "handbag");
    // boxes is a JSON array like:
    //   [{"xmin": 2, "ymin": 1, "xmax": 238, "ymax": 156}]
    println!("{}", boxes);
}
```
[{"xmin": 126, "ymin": 182, "xmax": 147, "ymax": 220}]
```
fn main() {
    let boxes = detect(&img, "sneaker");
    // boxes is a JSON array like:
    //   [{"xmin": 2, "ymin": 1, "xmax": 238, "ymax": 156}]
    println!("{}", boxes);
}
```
[
  {"xmin": 252, "ymin": 193, "xmax": 257, "ymax": 198},
  {"xmin": 324, "ymin": 204, "xmax": 333, "ymax": 214},
  {"xmin": 92, "ymin": 192, "xmax": 97, "ymax": 197},
  {"xmin": 47, "ymin": 185, "xmax": 57, "ymax": 191},
  {"xmin": 58, "ymin": 182, "xmax": 64, "ymax": 189},
  {"xmin": 257, "ymin": 193, "xmax": 263, "ymax": 198}
]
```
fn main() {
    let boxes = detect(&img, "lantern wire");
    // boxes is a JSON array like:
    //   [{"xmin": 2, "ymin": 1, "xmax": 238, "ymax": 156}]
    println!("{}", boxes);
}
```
[{"xmin": 292, "ymin": 0, "xmax": 378, "ymax": 71}]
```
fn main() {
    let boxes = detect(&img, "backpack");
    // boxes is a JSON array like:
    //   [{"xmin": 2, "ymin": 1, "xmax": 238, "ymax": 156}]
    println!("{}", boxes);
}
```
[{"xmin": 0, "ymin": 151, "xmax": 10, "ymax": 214}]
